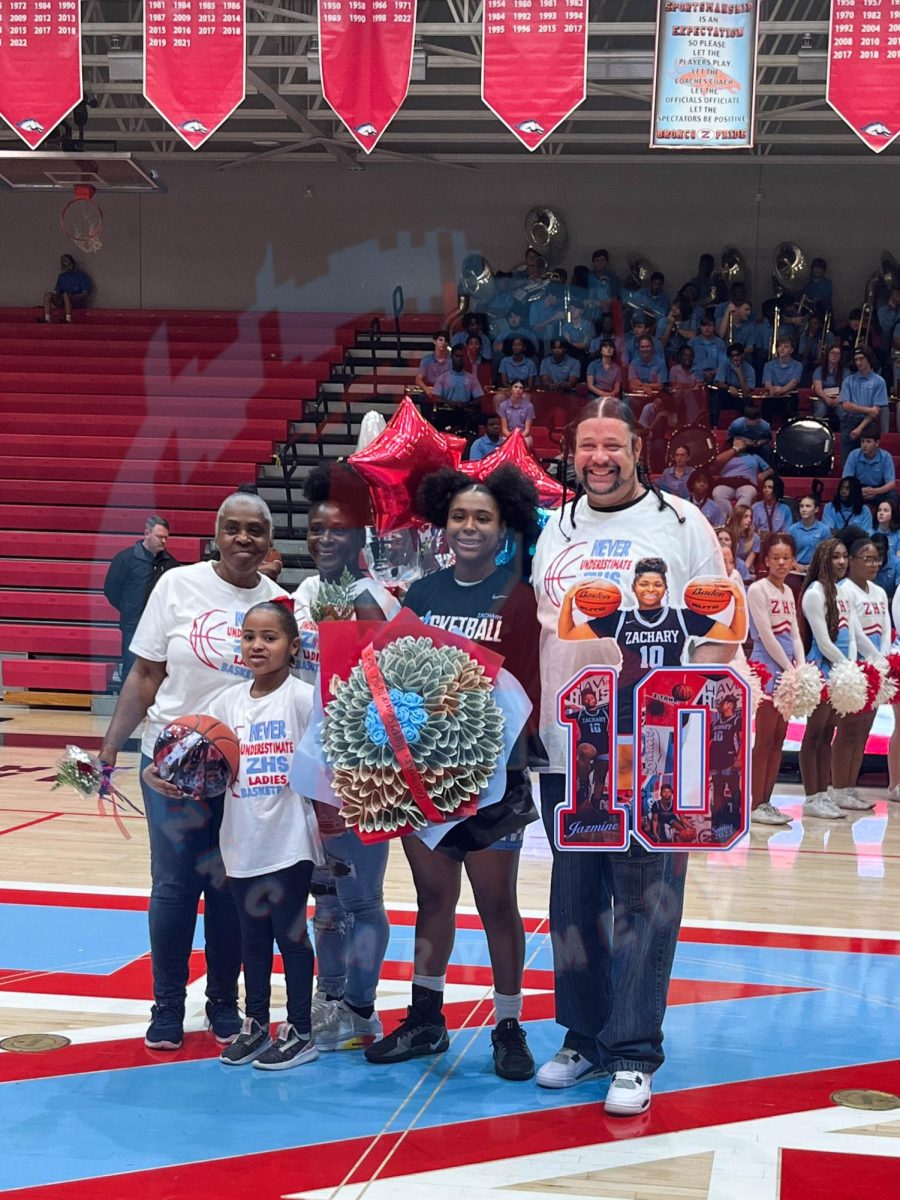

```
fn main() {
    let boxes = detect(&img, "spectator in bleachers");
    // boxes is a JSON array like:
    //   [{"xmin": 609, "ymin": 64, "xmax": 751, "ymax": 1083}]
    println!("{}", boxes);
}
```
[
  {"xmin": 669, "ymin": 345, "xmax": 702, "ymax": 387},
  {"xmin": 843, "ymin": 431, "xmax": 898, "ymax": 506},
  {"xmin": 877, "ymin": 285, "xmax": 900, "ymax": 355},
  {"xmin": 727, "ymin": 406, "xmax": 772, "ymax": 461},
  {"xmin": 658, "ymin": 443, "xmax": 692, "ymax": 499},
  {"xmin": 787, "ymin": 494, "xmax": 831, "ymax": 575},
  {"xmin": 469, "ymin": 413, "xmax": 503, "ymax": 461},
  {"xmin": 498, "ymin": 380, "xmax": 535, "ymax": 448},
  {"xmin": 687, "ymin": 468, "xmax": 727, "ymax": 527},
  {"xmin": 560, "ymin": 298, "xmax": 592, "ymax": 358},
  {"xmin": 619, "ymin": 316, "xmax": 663, "ymax": 367},
  {"xmin": 499, "ymin": 336, "xmax": 538, "ymax": 389},
  {"xmin": 762, "ymin": 336, "xmax": 802, "ymax": 424},
  {"xmin": 836, "ymin": 308, "xmax": 864, "ymax": 364},
  {"xmin": 716, "ymin": 526, "xmax": 750, "ymax": 584},
  {"xmin": 628, "ymin": 336, "xmax": 668, "ymax": 391},
  {"xmin": 98, "ymin": 492, "xmax": 288, "ymax": 1052},
  {"xmin": 529, "ymin": 285, "xmax": 566, "ymax": 355},
  {"xmin": 585, "ymin": 248, "xmax": 620, "ymax": 320},
  {"xmin": 713, "ymin": 344, "xmax": 757, "ymax": 429},
  {"xmin": 891, "ymin": 333, "xmax": 900, "ymax": 399},
  {"xmin": 690, "ymin": 314, "xmax": 727, "ymax": 385},
  {"xmin": 798, "ymin": 313, "xmax": 835, "ymax": 383},
  {"xmin": 751, "ymin": 475, "xmax": 793, "ymax": 534},
  {"xmin": 717, "ymin": 298, "xmax": 756, "ymax": 352},
  {"xmin": 712, "ymin": 436, "xmax": 773, "ymax": 516},
  {"xmin": 839, "ymin": 348, "xmax": 890, "ymax": 458},
  {"xmin": 874, "ymin": 498, "xmax": 900, "ymax": 563},
  {"xmin": 451, "ymin": 314, "xmax": 491, "ymax": 360},
  {"xmin": 872, "ymin": 533, "xmax": 898, "ymax": 600},
  {"xmin": 811, "ymin": 344, "xmax": 846, "ymax": 426},
  {"xmin": 630, "ymin": 271, "xmax": 670, "ymax": 329},
  {"xmin": 42, "ymin": 253, "xmax": 92, "ymax": 323},
  {"xmin": 586, "ymin": 340, "xmax": 622, "ymax": 398},
  {"xmin": 490, "ymin": 308, "xmax": 539, "ymax": 369},
  {"xmin": 539, "ymin": 339, "xmax": 580, "ymax": 391},
  {"xmin": 464, "ymin": 333, "xmax": 494, "ymax": 390},
  {"xmin": 805, "ymin": 258, "xmax": 833, "ymax": 312},
  {"xmin": 103, "ymin": 515, "xmax": 178, "ymax": 687},
  {"xmin": 729, "ymin": 505, "xmax": 760, "ymax": 577},
  {"xmin": 430, "ymin": 346, "xmax": 484, "ymax": 433},
  {"xmin": 415, "ymin": 329, "xmax": 451, "ymax": 398},
  {"xmin": 823, "ymin": 476, "xmax": 874, "ymax": 535}
]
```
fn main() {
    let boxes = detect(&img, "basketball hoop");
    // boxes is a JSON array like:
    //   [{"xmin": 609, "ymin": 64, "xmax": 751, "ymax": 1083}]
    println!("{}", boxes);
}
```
[{"xmin": 60, "ymin": 184, "xmax": 103, "ymax": 254}]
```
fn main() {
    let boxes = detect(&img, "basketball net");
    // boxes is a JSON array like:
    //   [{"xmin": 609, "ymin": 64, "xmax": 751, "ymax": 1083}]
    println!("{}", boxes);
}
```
[{"xmin": 60, "ymin": 183, "xmax": 103, "ymax": 254}]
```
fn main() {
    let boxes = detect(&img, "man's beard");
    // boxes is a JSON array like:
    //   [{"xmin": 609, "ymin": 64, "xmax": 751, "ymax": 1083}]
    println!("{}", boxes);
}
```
[{"xmin": 581, "ymin": 463, "xmax": 638, "ymax": 500}]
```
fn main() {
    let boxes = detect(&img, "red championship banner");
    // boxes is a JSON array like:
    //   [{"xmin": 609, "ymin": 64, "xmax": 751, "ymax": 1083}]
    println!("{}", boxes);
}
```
[
  {"xmin": 318, "ymin": 0, "xmax": 416, "ymax": 154},
  {"xmin": 827, "ymin": 0, "xmax": 900, "ymax": 153},
  {"xmin": 144, "ymin": 0, "xmax": 246, "ymax": 149},
  {"xmin": 481, "ymin": 0, "xmax": 587, "ymax": 150},
  {"xmin": 0, "ymin": 0, "xmax": 82, "ymax": 148}
]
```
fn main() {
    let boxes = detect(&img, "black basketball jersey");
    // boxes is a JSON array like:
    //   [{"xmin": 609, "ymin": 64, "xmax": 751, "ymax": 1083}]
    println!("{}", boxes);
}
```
[
  {"xmin": 574, "ymin": 704, "xmax": 610, "ymax": 755},
  {"xmin": 710, "ymin": 711, "xmax": 742, "ymax": 770}
]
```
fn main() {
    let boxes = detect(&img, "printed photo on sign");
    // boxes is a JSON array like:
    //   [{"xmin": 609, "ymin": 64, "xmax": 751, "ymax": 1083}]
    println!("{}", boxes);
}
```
[{"xmin": 555, "ymin": 667, "xmax": 625, "ymax": 850}]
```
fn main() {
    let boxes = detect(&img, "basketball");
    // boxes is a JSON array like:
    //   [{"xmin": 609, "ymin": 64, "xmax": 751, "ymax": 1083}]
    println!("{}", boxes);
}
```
[
  {"xmin": 153, "ymin": 714, "xmax": 240, "ymax": 799},
  {"xmin": 683, "ymin": 580, "xmax": 732, "ymax": 616},
  {"xmin": 573, "ymin": 580, "xmax": 622, "ymax": 619}
]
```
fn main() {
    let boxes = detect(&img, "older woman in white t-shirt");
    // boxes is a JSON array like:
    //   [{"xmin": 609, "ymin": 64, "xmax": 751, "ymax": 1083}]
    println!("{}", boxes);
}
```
[{"xmin": 99, "ymin": 493, "xmax": 289, "ymax": 1053}]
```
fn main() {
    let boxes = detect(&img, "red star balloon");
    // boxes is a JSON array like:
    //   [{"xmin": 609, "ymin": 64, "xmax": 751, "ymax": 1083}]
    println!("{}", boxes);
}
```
[
  {"xmin": 459, "ymin": 428, "xmax": 570, "ymax": 508},
  {"xmin": 349, "ymin": 395, "xmax": 463, "ymax": 534}
]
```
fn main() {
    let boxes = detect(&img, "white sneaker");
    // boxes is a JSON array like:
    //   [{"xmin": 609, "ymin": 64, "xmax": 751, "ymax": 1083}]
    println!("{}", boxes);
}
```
[
  {"xmin": 314, "ymin": 1000, "xmax": 383, "ymax": 1051},
  {"xmin": 311, "ymin": 992, "xmax": 336, "ymax": 1031},
  {"xmin": 835, "ymin": 787, "xmax": 876, "ymax": 811},
  {"xmin": 604, "ymin": 1070, "xmax": 652, "ymax": 1116},
  {"xmin": 751, "ymin": 803, "xmax": 791, "ymax": 826},
  {"xmin": 536, "ymin": 1046, "xmax": 606, "ymax": 1089},
  {"xmin": 802, "ymin": 793, "xmax": 846, "ymax": 819},
  {"xmin": 887, "ymin": 786, "xmax": 900, "ymax": 803}
]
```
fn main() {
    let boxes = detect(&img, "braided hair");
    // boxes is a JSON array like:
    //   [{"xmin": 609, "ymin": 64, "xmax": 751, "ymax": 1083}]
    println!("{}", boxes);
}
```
[{"xmin": 557, "ymin": 396, "xmax": 684, "ymax": 538}]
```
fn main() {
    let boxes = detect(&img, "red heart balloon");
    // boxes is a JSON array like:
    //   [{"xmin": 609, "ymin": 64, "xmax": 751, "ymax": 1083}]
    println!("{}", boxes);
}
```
[
  {"xmin": 459, "ymin": 428, "xmax": 569, "ymax": 508},
  {"xmin": 349, "ymin": 395, "xmax": 463, "ymax": 533}
]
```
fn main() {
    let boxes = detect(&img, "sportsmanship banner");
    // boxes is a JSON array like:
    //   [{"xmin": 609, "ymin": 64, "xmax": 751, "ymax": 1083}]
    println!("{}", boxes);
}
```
[
  {"xmin": 481, "ymin": 0, "xmax": 588, "ymax": 150},
  {"xmin": 318, "ymin": 0, "xmax": 416, "ymax": 154},
  {"xmin": 827, "ymin": 0, "xmax": 900, "ymax": 154},
  {"xmin": 144, "ymin": 0, "xmax": 246, "ymax": 149},
  {"xmin": 650, "ymin": 0, "xmax": 759, "ymax": 149},
  {"xmin": 0, "ymin": 0, "xmax": 82, "ymax": 148}
]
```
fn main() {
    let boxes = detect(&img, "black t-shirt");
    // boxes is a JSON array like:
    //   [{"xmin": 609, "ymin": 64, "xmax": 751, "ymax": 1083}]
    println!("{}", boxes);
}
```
[
  {"xmin": 587, "ymin": 606, "xmax": 715, "ymax": 730},
  {"xmin": 573, "ymin": 704, "xmax": 610, "ymax": 755},
  {"xmin": 403, "ymin": 567, "xmax": 541, "ymax": 768},
  {"xmin": 651, "ymin": 801, "xmax": 680, "ymax": 844}
]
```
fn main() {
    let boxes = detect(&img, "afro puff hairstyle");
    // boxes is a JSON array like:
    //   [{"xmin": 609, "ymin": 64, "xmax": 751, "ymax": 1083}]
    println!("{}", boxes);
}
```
[{"xmin": 414, "ymin": 464, "xmax": 540, "ymax": 543}]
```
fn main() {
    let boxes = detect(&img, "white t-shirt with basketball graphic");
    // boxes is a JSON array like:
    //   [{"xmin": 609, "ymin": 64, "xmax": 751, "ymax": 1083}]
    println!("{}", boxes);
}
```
[
  {"xmin": 532, "ymin": 490, "xmax": 726, "ymax": 771},
  {"xmin": 293, "ymin": 573, "xmax": 401, "ymax": 681},
  {"xmin": 208, "ymin": 675, "xmax": 323, "ymax": 878},
  {"xmin": 130, "ymin": 561, "xmax": 289, "ymax": 757}
]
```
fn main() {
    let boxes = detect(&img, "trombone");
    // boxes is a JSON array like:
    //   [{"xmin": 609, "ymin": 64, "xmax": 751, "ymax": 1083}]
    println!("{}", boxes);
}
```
[
  {"xmin": 770, "ymin": 305, "xmax": 781, "ymax": 359},
  {"xmin": 818, "ymin": 312, "xmax": 832, "ymax": 361},
  {"xmin": 856, "ymin": 303, "xmax": 873, "ymax": 351}
]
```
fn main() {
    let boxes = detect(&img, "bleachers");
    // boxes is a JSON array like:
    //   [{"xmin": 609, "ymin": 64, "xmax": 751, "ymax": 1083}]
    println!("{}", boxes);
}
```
[{"xmin": 0, "ymin": 305, "xmax": 390, "ymax": 705}]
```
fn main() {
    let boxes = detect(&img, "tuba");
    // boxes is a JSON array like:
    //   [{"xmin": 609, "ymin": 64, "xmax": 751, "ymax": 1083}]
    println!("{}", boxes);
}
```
[
  {"xmin": 524, "ymin": 207, "xmax": 568, "ymax": 266},
  {"xmin": 443, "ymin": 251, "xmax": 496, "ymax": 330},
  {"xmin": 772, "ymin": 241, "xmax": 809, "ymax": 298}
]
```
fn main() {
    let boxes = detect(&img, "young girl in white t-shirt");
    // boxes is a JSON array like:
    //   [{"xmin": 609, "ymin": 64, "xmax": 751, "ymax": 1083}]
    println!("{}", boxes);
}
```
[{"xmin": 144, "ymin": 599, "xmax": 322, "ymax": 1070}]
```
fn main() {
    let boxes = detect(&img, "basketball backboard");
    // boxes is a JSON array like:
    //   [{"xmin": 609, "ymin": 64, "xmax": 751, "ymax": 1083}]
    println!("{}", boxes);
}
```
[{"xmin": 0, "ymin": 152, "xmax": 162, "ymax": 192}]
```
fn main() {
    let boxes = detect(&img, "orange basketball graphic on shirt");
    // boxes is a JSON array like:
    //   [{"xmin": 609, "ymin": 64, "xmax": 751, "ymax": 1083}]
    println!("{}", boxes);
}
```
[
  {"xmin": 683, "ymin": 580, "xmax": 732, "ymax": 616},
  {"xmin": 573, "ymin": 580, "xmax": 622, "ymax": 619}
]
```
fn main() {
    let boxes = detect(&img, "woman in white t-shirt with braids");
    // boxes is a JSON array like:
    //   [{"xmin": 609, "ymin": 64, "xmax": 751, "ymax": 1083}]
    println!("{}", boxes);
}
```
[
  {"xmin": 99, "ymin": 492, "xmax": 289, "ymax": 1053},
  {"xmin": 832, "ymin": 531, "xmax": 891, "ymax": 812}
]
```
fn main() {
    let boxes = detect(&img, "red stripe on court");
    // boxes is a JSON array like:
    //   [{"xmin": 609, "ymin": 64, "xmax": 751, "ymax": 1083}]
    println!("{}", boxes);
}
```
[
  {"xmin": 780, "ymin": 1148, "xmax": 900, "ymax": 1199},
  {"xmin": 0, "ymin": 814, "xmax": 62, "ymax": 837},
  {"xmin": 3, "ymin": 1058, "xmax": 900, "ymax": 1199}
]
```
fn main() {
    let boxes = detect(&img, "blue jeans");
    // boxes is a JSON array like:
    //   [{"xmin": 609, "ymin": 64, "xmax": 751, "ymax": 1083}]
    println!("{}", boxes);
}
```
[
  {"xmin": 539, "ymin": 773, "xmax": 687, "ymax": 1075},
  {"xmin": 142, "ymin": 753, "xmax": 241, "ymax": 1011},
  {"xmin": 311, "ymin": 830, "xmax": 390, "ymax": 1009}
]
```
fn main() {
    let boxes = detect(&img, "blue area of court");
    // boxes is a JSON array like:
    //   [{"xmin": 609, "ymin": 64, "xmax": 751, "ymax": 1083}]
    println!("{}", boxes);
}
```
[
  {"xmin": 0, "ymin": 936, "xmax": 896, "ymax": 1191},
  {"xmin": 0, "ymin": 905, "xmax": 169, "ymax": 975}
]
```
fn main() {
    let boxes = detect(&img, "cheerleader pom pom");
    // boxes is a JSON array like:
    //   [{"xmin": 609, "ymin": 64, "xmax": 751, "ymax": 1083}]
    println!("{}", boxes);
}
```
[
  {"xmin": 745, "ymin": 659, "xmax": 772, "ymax": 716},
  {"xmin": 871, "ymin": 659, "xmax": 898, "ymax": 710},
  {"xmin": 885, "ymin": 652, "xmax": 900, "ymax": 691},
  {"xmin": 772, "ymin": 663, "xmax": 825, "ymax": 722},
  {"xmin": 825, "ymin": 659, "xmax": 869, "ymax": 717}
]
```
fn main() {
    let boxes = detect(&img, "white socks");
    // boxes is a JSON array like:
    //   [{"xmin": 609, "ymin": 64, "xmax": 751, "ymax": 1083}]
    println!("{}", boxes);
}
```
[
  {"xmin": 412, "ymin": 973, "xmax": 446, "ymax": 993},
  {"xmin": 494, "ymin": 991, "xmax": 523, "ymax": 1022}
]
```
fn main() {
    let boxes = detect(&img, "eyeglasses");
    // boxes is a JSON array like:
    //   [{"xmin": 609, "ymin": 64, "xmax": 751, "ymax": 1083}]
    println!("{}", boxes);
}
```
[{"xmin": 855, "ymin": 555, "xmax": 883, "ymax": 565}]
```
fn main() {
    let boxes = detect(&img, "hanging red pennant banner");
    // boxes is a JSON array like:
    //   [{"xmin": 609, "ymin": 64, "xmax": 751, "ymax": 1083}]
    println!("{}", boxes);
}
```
[
  {"xmin": 0, "ymin": 0, "xmax": 82, "ymax": 148},
  {"xmin": 144, "ymin": 0, "xmax": 246, "ymax": 149},
  {"xmin": 318, "ymin": 0, "xmax": 416, "ymax": 154},
  {"xmin": 827, "ymin": 0, "xmax": 900, "ymax": 153},
  {"xmin": 481, "ymin": 0, "xmax": 587, "ymax": 150}
]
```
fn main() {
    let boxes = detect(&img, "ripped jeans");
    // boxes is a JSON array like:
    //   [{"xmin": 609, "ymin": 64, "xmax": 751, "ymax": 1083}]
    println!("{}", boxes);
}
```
[{"xmin": 311, "ymin": 830, "xmax": 390, "ymax": 1009}]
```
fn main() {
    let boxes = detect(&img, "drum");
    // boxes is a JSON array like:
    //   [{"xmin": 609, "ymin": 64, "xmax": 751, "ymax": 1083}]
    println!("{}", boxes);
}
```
[
  {"xmin": 774, "ymin": 417, "xmax": 834, "ymax": 477},
  {"xmin": 664, "ymin": 423, "xmax": 717, "ymax": 470}
]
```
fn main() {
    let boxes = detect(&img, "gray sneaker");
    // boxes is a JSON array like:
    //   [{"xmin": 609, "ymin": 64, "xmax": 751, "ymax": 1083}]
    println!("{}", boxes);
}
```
[
  {"xmin": 835, "ymin": 788, "xmax": 876, "ymax": 811},
  {"xmin": 802, "ymin": 793, "xmax": 846, "ymax": 820},
  {"xmin": 253, "ymin": 1022, "xmax": 319, "ymax": 1071},
  {"xmin": 220, "ymin": 1017, "xmax": 271, "ymax": 1065},
  {"xmin": 751, "ymin": 803, "xmax": 791, "ymax": 826},
  {"xmin": 315, "ymin": 1000, "xmax": 383, "ymax": 1051}
]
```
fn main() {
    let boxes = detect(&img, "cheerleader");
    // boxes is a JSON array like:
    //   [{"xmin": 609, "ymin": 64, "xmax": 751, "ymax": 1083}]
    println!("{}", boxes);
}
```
[
  {"xmin": 747, "ymin": 534, "xmax": 804, "ymax": 825},
  {"xmin": 833, "ymin": 535, "xmax": 891, "ymax": 811},
  {"xmin": 798, "ymin": 539, "xmax": 855, "ymax": 819}
]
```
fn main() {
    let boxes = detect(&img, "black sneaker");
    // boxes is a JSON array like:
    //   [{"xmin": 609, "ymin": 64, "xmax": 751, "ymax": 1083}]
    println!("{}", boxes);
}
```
[
  {"xmin": 145, "ymin": 1004, "xmax": 184, "ymax": 1050},
  {"xmin": 364, "ymin": 1006, "xmax": 449, "ymax": 1064},
  {"xmin": 206, "ymin": 998, "xmax": 242, "ymax": 1045},
  {"xmin": 491, "ymin": 1018, "xmax": 535, "ymax": 1081},
  {"xmin": 220, "ymin": 1017, "xmax": 272, "ymax": 1065},
  {"xmin": 253, "ymin": 1023, "xmax": 319, "ymax": 1071}
]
